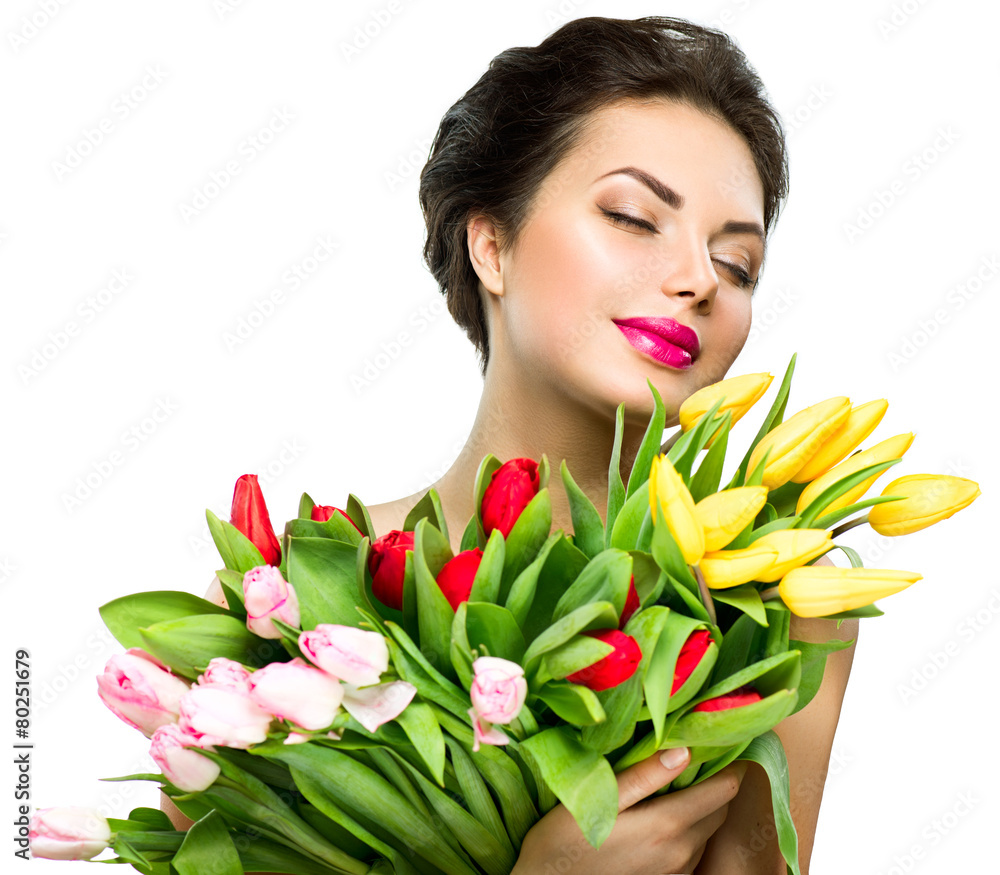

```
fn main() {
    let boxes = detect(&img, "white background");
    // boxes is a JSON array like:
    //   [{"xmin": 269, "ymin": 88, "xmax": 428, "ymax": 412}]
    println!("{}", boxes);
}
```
[{"xmin": 4, "ymin": 1, "xmax": 997, "ymax": 872}]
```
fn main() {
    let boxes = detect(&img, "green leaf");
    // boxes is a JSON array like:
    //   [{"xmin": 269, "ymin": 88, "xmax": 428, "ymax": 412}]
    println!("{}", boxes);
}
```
[
  {"xmin": 520, "ymin": 727, "xmax": 619, "ymax": 849},
  {"xmin": 664, "ymin": 688, "xmax": 798, "ymax": 748},
  {"xmin": 138, "ymin": 614, "xmax": 284, "ymax": 678},
  {"xmin": 813, "ymin": 494, "xmax": 903, "ymax": 530},
  {"xmin": 460, "ymin": 513, "xmax": 479, "ymax": 552},
  {"xmin": 215, "ymin": 568, "xmax": 246, "ymax": 618},
  {"xmin": 384, "ymin": 621, "xmax": 471, "ymax": 718},
  {"xmin": 172, "ymin": 810, "xmax": 243, "ymax": 875},
  {"xmin": 796, "ymin": 459, "xmax": 902, "ymax": 528},
  {"xmin": 98, "ymin": 591, "xmax": 230, "ymax": 651},
  {"xmin": 206, "ymin": 509, "xmax": 267, "ymax": 573},
  {"xmin": 534, "ymin": 680, "xmax": 607, "ymax": 724},
  {"xmin": 729, "ymin": 352, "xmax": 796, "ymax": 488},
  {"xmin": 499, "ymin": 488, "xmax": 553, "ymax": 602},
  {"xmin": 605, "ymin": 403, "xmax": 627, "ymax": 546},
  {"xmin": 523, "ymin": 601, "xmax": 619, "ymax": 675},
  {"xmin": 393, "ymin": 700, "xmax": 446, "ymax": 786},
  {"xmin": 284, "ymin": 513, "xmax": 363, "ymax": 546},
  {"xmin": 537, "ymin": 634, "xmax": 615, "ymax": 684},
  {"xmin": 413, "ymin": 518, "xmax": 458, "ymax": 680},
  {"xmin": 505, "ymin": 531, "xmax": 563, "ymax": 628},
  {"xmin": 519, "ymin": 535, "xmax": 590, "ymax": 644},
  {"xmin": 734, "ymin": 732, "xmax": 801, "ymax": 875},
  {"xmin": 609, "ymin": 480, "xmax": 651, "ymax": 552},
  {"xmin": 711, "ymin": 585, "xmax": 768, "ymax": 627},
  {"xmin": 552, "ymin": 548, "xmax": 632, "ymax": 624},
  {"xmin": 789, "ymin": 637, "xmax": 855, "ymax": 714},
  {"xmin": 710, "ymin": 611, "xmax": 759, "ymax": 685},
  {"xmin": 561, "ymin": 458, "xmax": 607, "ymax": 559},
  {"xmin": 473, "ymin": 454, "xmax": 503, "ymax": 521},
  {"xmin": 687, "ymin": 410, "xmax": 732, "ymax": 502},
  {"xmin": 346, "ymin": 493, "xmax": 375, "ymax": 542},
  {"xmin": 825, "ymin": 603, "xmax": 884, "ymax": 619},
  {"xmin": 672, "ymin": 395, "xmax": 728, "ymax": 481},
  {"xmin": 625, "ymin": 379, "xmax": 667, "ymax": 501},
  {"xmin": 831, "ymin": 543, "xmax": 865, "ymax": 568},
  {"xmin": 298, "ymin": 491, "xmax": 315, "ymax": 520},
  {"xmin": 445, "ymin": 737, "xmax": 515, "ymax": 859},
  {"xmin": 403, "ymin": 487, "xmax": 450, "ymax": 546},
  {"xmin": 126, "ymin": 807, "xmax": 175, "ymax": 832},
  {"xmin": 286, "ymin": 536, "xmax": 367, "ymax": 628},
  {"xmin": 470, "ymin": 527, "xmax": 505, "ymax": 603},
  {"xmin": 465, "ymin": 602, "xmax": 526, "ymax": 663}
]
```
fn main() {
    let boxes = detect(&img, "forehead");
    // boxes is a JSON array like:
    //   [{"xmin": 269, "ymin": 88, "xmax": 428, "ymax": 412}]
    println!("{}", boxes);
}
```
[{"xmin": 548, "ymin": 98, "xmax": 765, "ymax": 222}]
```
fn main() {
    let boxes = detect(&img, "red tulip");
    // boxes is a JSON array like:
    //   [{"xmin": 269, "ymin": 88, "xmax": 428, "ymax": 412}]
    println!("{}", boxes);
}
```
[
  {"xmin": 368, "ymin": 529, "xmax": 416, "ymax": 610},
  {"xmin": 565, "ymin": 629, "xmax": 642, "ymax": 692},
  {"xmin": 230, "ymin": 474, "xmax": 281, "ymax": 566},
  {"xmin": 435, "ymin": 548, "xmax": 484, "ymax": 610},
  {"xmin": 481, "ymin": 458, "xmax": 540, "ymax": 538},
  {"xmin": 620, "ymin": 575, "xmax": 640, "ymax": 628},
  {"xmin": 691, "ymin": 685, "xmax": 762, "ymax": 712},
  {"xmin": 670, "ymin": 629, "xmax": 712, "ymax": 695},
  {"xmin": 311, "ymin": 503, "xmax": 363, "ymax": 535}
]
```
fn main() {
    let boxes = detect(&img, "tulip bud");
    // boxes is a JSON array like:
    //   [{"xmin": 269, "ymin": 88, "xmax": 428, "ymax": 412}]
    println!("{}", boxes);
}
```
[
  {"xmin": 566, "ymin": 629, "xmax": 642, "ymax": 692},
  {"xmin": 481, "ymin": 458, "xmax": 540, "ymax": 538},
  {"xmin": 620, "ymin": 575, "xmax": 640, "ymax": 628},
  {"xmin": 470, "ymin": 657, "xmax": 528, "ymax": 725},
  {"xmin": 691, "ymin": 685, "xmax": 762, "ymax": 712},
  {"xmin": 242, "ymin": 565, "xmax": 301, "ymax": 639},
  {"xmin": 197, "ymin": 657, "xmax": 252, "ymax": 693},
  {"xmin": 778, "ymin": 565, "xmax": 922, "ymax": 617},
  {"xmin": 649, "ymin": 454, "xmax": 705, "ymax": 566},
  {"xmin": 795, "ymin": 433, "xmax": 914, "ymax": 517},
  {"xmin": 149, "ymin": 722, "xmax": 221, "ymax": 792},
  {"xmin": 178, "ymin": 683, "xmax": 274, "ymax": 749},
  {"xmin": 867, "ymin": 474, "xmax": 982, "ymax": 536},
  {"xmin": 29, "ymin": 807, "xmax": 111, "ymax": 861},
  {"xmin": 750, "ymin": 528, "xmax": 833, "ymax": 583},
  {"xmin": 248, "ymin": 657, "xmax": 345, "ymax": 731},
  {"xmin": 679, "ymin": 372, "xmax": 773, "ymax": 446},
  {"xmin": 747, "ymin": 397, "xmax": 852, "ymax": 489},
  {"xmin": 96, "ymin": 649, "xmax": 191, "ymax": 737},
  {"xmin": 299, "ymin": 623, "xmax": 390, "ymax": 687},
  {"xmin": 694, "ymin": 486, "xmax": 769, "ymax": 552},
  {"xmin": 368, "ymin": 529, "xmax": 415, "ymax": 611},
  {"xmin": 791, "ymin": 399, "xmax": 889, "ymax": 483},
  {"xmin": 230, "ymin": 474, "xmax": 281, "ymax": 566},
  {"xmin": 311, "ymin": 504, "xmax": 364, "ymax": 535},
  {"xmin": 671, "ymin": 630, "xmax": 712, "ymax": 694},
  {"xmin": 699, "ymin": 542, "xmax": 781, "ymax": 589},
  {"xmin": 435, "ymin": 548, "xmax": 484, "ymax": 610}
]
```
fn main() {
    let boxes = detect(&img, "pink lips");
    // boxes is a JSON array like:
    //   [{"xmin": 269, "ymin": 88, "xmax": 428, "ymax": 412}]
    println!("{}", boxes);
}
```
[{"xmin": 612, "ymin": 317, "xmax": 700, "ymax": 370}]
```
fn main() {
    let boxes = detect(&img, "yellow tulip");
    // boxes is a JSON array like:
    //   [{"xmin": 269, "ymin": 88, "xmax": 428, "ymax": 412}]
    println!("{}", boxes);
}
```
[
  {"xmin": 867, "ymin": 474, "xmax": 982, "ymax": 536},
  {"xmin": 792, "ymin": 399, "xmax": 889, "ymax": 483},
  {"xmin": 694, "ymin": 486, "xmax": 769, "ymax": 552},
  {"xmin": 794, "ymin": 433, "xmax": 915, "ymax": 518},
  {"xmin": 751, "ymin": 528, "xmax": 833, "ymax": 582},
  {"xmin": 699, "ymin": 543, "xmax": 780, "ymax": 589},
  {"xmin": 649, "ymin": 454, "xmax": 705, "ymax": 566},
  {"xmin": 747, "ymin": 397, "xmax": 852, "ymax": 489},
  {"xmin": 678, "ymin": 372, "xmax": 773, "ymax": 447},
  {"xmin": 778, "ymin": 566, "xmax": 922, "ymax": 618}
]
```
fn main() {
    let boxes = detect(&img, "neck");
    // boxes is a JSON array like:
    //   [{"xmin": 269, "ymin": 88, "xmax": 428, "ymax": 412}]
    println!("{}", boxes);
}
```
[{"xmin": 428, "ymin": 355, "xmax": 673, "ymax": 541}]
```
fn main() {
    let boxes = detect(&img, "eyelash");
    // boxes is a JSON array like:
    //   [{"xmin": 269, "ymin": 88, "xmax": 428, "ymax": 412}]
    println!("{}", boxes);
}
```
[{"xmin": 602, "ymin": 209, "xmax": 758, "ymax": 291}]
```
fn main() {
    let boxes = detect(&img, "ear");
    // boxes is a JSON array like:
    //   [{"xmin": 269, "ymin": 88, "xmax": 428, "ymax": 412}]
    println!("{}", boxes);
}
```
[{"xmin": 467, "ymin": 215, "xmax": 504, "ymax": 299}]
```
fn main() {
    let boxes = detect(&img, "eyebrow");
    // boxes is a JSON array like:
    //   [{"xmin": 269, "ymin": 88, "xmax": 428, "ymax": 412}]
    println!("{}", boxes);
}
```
[{"xmin": 595, "ymin": 165, "xmax": 767, "ymax": 246}]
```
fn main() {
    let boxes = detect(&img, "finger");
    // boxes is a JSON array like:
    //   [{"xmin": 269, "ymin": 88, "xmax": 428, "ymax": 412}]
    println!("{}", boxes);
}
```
[
  {"xmin": 616, "ymin": 746, "xmax": 691, "ymax": 812},
  {"xmin": 645, "ymin": 759, "xmax": 749, "ymax": 822}
]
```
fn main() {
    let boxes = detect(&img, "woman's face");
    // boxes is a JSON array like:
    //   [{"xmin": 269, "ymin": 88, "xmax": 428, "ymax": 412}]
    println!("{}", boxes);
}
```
[{"xmin": 474, "ymin": 98, "xmax": 766, "ymax": 428}]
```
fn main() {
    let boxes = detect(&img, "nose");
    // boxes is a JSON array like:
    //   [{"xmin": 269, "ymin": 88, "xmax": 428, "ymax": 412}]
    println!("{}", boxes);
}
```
[{"xmin": 659, "ymin": 230, "xmax": 719, "ymax": 312}]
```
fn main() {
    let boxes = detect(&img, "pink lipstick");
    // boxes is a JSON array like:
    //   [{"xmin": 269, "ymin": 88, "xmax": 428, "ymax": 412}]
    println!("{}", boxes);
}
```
[{"xmin": 612, "ymin": 317, "xmax": 700, "ymax": 370}]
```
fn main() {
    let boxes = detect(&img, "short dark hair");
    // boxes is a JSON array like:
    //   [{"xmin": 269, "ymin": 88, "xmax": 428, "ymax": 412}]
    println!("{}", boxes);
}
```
[{"xmin": 418, "ymin": 16, "xmax": 789, "ymax": 377}]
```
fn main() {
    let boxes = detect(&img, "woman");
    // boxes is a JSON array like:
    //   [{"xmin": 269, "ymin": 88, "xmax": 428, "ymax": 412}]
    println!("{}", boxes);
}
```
[{"xmin": 170, "ymin": 15, "xmax": 857, "ymax": 873}]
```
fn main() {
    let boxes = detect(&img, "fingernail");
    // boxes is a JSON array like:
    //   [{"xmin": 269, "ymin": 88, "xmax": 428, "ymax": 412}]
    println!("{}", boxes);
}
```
[{"xmin": 660, "ymin": 747, "xmax": 689, "ymax": 770}]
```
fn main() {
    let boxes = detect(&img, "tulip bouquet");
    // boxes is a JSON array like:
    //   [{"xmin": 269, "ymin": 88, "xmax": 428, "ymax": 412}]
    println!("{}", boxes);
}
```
[{"xmin": 30, "ymin": 353, "xmax": 980, "ymax": 875}]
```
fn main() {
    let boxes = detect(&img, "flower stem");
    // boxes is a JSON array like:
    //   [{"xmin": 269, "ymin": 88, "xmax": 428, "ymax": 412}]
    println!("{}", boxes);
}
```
[
  {"xmin": 759, "ymin": 586, "xmax": 781, "ymax": 601},
  {"xmin": 830, "ymin": 515, "xmax": 870, "ymax": 539},
  {"xmin": 692, "ymin": 565, "xmax": 717, "ymax": 626}
]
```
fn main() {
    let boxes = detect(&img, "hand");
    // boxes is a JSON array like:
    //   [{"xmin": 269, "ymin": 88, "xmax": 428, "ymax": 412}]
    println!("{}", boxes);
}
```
[{"xmin": 510, "ymin": 747, "xmax": 748, "ymax": 875}]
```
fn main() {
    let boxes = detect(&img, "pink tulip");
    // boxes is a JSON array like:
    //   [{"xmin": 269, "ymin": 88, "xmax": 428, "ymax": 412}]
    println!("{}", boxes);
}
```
[
  {"xmin": 470, "ymin": 657, "xmax": 527, "ymax": 724},
  {"xmin": 149, "ymin": 722, "xmax": 221, "ymax": 792},
  {"xmin": 468, "ymin": 707, "xmax": 511, "ymax": 753},
  {"xmin": 96, "ymin": 649, "xmax": 191, "ymax": 737},
  {"xmin": 178, "ymin": 683, "xmax": 274, "ymax": 749},
  {"xmin": 29, "ymin": 807, "xmax": 111, "ymax": 861},
  {"xmin": 298, "ymin": 624, "xmax": 389, "ymax": 687},
  {"xmin": 248, "ymin": 658, "xmax": 345, "ymax": 731},
  {"xmin": 242, "ymin": 565, "xmax": 300, "ymax": 639},
  {"xmin": 340, "ymin": 680, "xmax": 417, "ymax": 732},
  {"xmin": 197, "ymin": 657, "xmax": 252, "ymax": 693}
]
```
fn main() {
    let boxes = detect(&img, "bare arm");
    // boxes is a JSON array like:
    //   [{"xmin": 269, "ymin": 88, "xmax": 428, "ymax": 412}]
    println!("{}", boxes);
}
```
[{"xmin": 694, "ymin": 553, "xmax": 860, "ymax": 874}]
